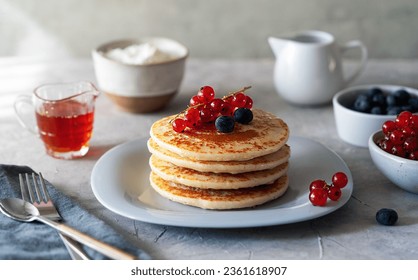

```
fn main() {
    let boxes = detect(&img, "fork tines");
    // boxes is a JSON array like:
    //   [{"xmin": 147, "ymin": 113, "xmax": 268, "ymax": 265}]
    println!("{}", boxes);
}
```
[{"xmin": 19, "ymin": 173, "xmax": 50, "ymax": 204}]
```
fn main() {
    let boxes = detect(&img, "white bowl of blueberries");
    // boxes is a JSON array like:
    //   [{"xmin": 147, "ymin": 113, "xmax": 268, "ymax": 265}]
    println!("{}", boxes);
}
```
[{"xmin": 333, "ymin": 84, "xmax": 418, "ymax": 147}]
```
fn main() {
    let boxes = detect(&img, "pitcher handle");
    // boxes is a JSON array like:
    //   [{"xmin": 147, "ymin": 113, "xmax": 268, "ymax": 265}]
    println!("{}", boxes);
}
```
[
  {"xmin": 14, "ymin": 95, "xmax": 37, "ymax": 134},
  {"xmin": 341, "ymin": 40, "xmax": 368, "ymax": 85}
]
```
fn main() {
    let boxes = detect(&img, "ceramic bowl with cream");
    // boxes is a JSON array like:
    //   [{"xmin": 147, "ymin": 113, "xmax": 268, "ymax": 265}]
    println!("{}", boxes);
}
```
[{"xmin": 92, "ymin": 38, "xmax": 188, "ymax": 113}]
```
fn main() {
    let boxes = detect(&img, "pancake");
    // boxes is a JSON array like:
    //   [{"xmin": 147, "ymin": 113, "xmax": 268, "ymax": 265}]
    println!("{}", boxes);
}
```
[
  {"xmin": 148, "ymin": 138, "xmax": 290, "ymax": 174},
  {"xmin": 149, "ymin": 154, "xmax": 288, "ymax": 189},
  {"xmin": 149, "ymin": 172, "xmax": 289, "ymax": 210},
  {"xmin": 150, "ymin": 108, "xmax": 289, "ymax": 161}
]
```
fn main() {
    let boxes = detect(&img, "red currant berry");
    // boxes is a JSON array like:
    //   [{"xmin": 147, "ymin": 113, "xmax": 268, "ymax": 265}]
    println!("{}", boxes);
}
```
[
  {"xmin": 243, "ymin": 95, "xmax": 253, "ymax": 109},
  {"xmin": 220, "ymin": 102, "xmax": 234, "ymax": 116},
  {"xmin": 389, "ymin": 129, "xmax": 405, "ymax": 145},
  {"xmin": 309, "ymin": 188, "xmax": 328, "ymax": 206},
  {"xmin": 200, "ymin": 107, "xmax": 215, "ymax": 123},
  {"xmin": 402, "ymin": 126, "xmax": 415, "ymax": 137},
  {"xmin": 332, "ymin": 172, "xmax": 348, "ymax": 189},
  {"xmin": 223, "ymin": 96, "xmax": 233, "ymax": 104},
  {"xmin": 380, "ymin": 139, "xmax": 394, "ymax": 153},
  {"xmin": 395, "ymin": 111, "xmax": 412, "ymax": 128},
  {"xmin": 327, "ymin": 186, "xmax": 342, "ymax": 201},
  {"xmin": 185, "ymin": 107, "xmax": 200, "ymax": 127},
  {"xmin": 231, "ymin": 93, "xmax": 247, "ymax": 108},
  {"xmin": 309, "ymin": 179, "xmax": 327, "ymax": 192},
  {"xmin": 209, "ymin": 98, "xmax": 225, "ymax": 114},
  {"xmin": 404, "ymin": 137, "xmax": 418, "ymax": 152},
  {"xmin": 185, "ymin": 120, "xmax": 195, "ymax": 129},
  {"xmin": 408, "ymin": 150, "xmax": 418, "ymax": 160},
  {"xmin": 197, "ymin": 86, "xmax": 215, "ymax": 103},
  {"xmin": 391, "ymin": 145, "xmax": 406, "ymax": 157},
  {"xmin": 185, "ymin": 107, "xmax": 200, "ymax": 120},
  {"xmin": 172, "ymin": 118, "xmax": 186, "ymax": 133},
  {"xmin": 410, "ymin": 115, "xmax": 418, "ymax": 132},
  {"xmin": 400, "ymin": 110, "xmax": 412, "ymax": 118},
  {"xmin": 382, "ymin": 120, "xmax": 397, "ymax": 136},
  {"xmin": 189, "ymin": 95, "xmax": 202, "ymax": 107}
]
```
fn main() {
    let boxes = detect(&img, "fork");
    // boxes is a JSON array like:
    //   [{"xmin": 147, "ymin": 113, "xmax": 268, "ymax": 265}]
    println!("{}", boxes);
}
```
[{"xmin": 19, "ymin": 173, "xmax": 90, "ymax": 260}]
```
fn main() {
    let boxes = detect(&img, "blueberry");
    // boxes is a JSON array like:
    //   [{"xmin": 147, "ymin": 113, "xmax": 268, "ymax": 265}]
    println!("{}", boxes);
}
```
[
  {"xmin": 234, "ymin": 108, "xmax": 253, "ymax": 124},
  {"xmin": 394, "ymin": 89, "xmax": 410, "ymax": 105},
  {"xmin": 356, "ymin": 93, "xmax": 370, "ymax": 101},
  {"xmin": 215, "ymin": 116, "xmax": 235, "ymax": 133},
  {"xmin": 370, "ymin": 106, "xmax": 384, "ymax": 115},
  {"xmin": 376, "ymin": 208, "xmax": 398, "ymax": 226},
  {"xmin": 353, "ymin": 94, "xmax": 371, "ymax": 112},
  {"xmin": 387, "ymin": 106, "xmax": 402, "ymax": 115},
  {"xmin": 401, "ymin": 105, "xmax": 414, "ymax": 112},
  {"xmin": 408, "ymin": 97, "xmax": 418, "ymax": 112},
  {"xmin": 386, "ymin": 95, "xmax": 398, "ymax": 107},
  {"xmin": 368, "ymin": 87, "xmax": 383, "ymax": 97},
  {"xmin": 371, "ymin": 92, "xmax": 386, "ymax": 107}
]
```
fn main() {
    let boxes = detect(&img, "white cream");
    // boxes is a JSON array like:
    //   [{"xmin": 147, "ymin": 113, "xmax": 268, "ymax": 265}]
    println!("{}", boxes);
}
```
[{"xmin": 105, "ymin": 43, "xmax": 175, "ymax": 65}]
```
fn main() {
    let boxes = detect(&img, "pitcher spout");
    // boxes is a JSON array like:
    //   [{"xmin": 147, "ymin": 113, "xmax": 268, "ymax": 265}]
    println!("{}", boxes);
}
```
[{"xmin": 268, "ymin": 36, "xmax": 286, "ymax": 57}]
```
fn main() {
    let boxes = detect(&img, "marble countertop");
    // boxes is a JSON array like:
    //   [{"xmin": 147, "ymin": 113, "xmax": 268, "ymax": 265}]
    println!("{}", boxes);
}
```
[{"xmin": 1, "ymin": 57, "xmax": 417, "ymax": 259}]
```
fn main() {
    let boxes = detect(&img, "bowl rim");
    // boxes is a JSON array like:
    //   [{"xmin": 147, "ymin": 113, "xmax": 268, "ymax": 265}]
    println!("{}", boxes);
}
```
[
  {"xmin": 333, "ymin": 83, "xmax": 418, "ymax": 119},
  {"xmin": 368, "ymin": 130, "xmax": 418, "ymax": 165},
  {"xmin": 92, "ymin": 37, "xmax": 189, "ymax": 67}
]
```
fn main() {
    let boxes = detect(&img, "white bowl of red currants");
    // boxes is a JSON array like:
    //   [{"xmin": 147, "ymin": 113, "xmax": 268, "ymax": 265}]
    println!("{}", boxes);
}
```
[
  {"xmin": 333, "ymin": 84, "xmax": 418, "ymax": 147},
  {"xmin": 368, "ymin": 111, "xmax": 418, "ymax": 194}
]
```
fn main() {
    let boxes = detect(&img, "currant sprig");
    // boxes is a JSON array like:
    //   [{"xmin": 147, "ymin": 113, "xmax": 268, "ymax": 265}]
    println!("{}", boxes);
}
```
[
  {"xmin": 309, "ymin": 172, "xmax": 348, "ymax": 206},
  {"xmin": 171, "ymin": 85, "xmax": 254, "ymax": 133},
  {"xmin": 222, "ymin": 86, "xmax": 252, "ymax": 101}
]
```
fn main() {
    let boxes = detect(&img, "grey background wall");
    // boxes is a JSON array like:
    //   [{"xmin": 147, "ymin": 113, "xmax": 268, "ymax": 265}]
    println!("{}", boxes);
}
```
[{"xmin": 1, "ymin": 0, "xmax": 418, "ymax": 59}]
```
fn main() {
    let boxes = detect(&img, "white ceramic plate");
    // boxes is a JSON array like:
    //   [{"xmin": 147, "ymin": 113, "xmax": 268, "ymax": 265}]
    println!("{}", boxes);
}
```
[{"xmin": 91, "ymin": 136, "xmax": 353, "ymax": 228}]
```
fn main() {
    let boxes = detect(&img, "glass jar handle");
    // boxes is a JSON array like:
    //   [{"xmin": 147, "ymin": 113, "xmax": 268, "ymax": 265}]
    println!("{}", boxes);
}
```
[{"xmin": 13, "ymin": 95, "xmax": 38, "ymax": 135}]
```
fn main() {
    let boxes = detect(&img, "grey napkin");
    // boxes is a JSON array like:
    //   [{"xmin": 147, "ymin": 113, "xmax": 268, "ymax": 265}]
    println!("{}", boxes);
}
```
[{"xmin": 0, "ymin": 164, "xmax": 150, "ymax": 260}]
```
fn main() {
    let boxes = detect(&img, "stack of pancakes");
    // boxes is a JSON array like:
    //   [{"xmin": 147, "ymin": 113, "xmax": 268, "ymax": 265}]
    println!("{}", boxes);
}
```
[{"xmin": 147, "ymin": 108, "xmax": 290, "ymax": 210}]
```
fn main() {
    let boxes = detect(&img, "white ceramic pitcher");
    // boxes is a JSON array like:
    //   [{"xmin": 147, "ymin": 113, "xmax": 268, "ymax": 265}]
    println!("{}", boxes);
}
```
[{"xmin": 268, "ymin": 30, "xmax": 368, "ymax": 105}]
